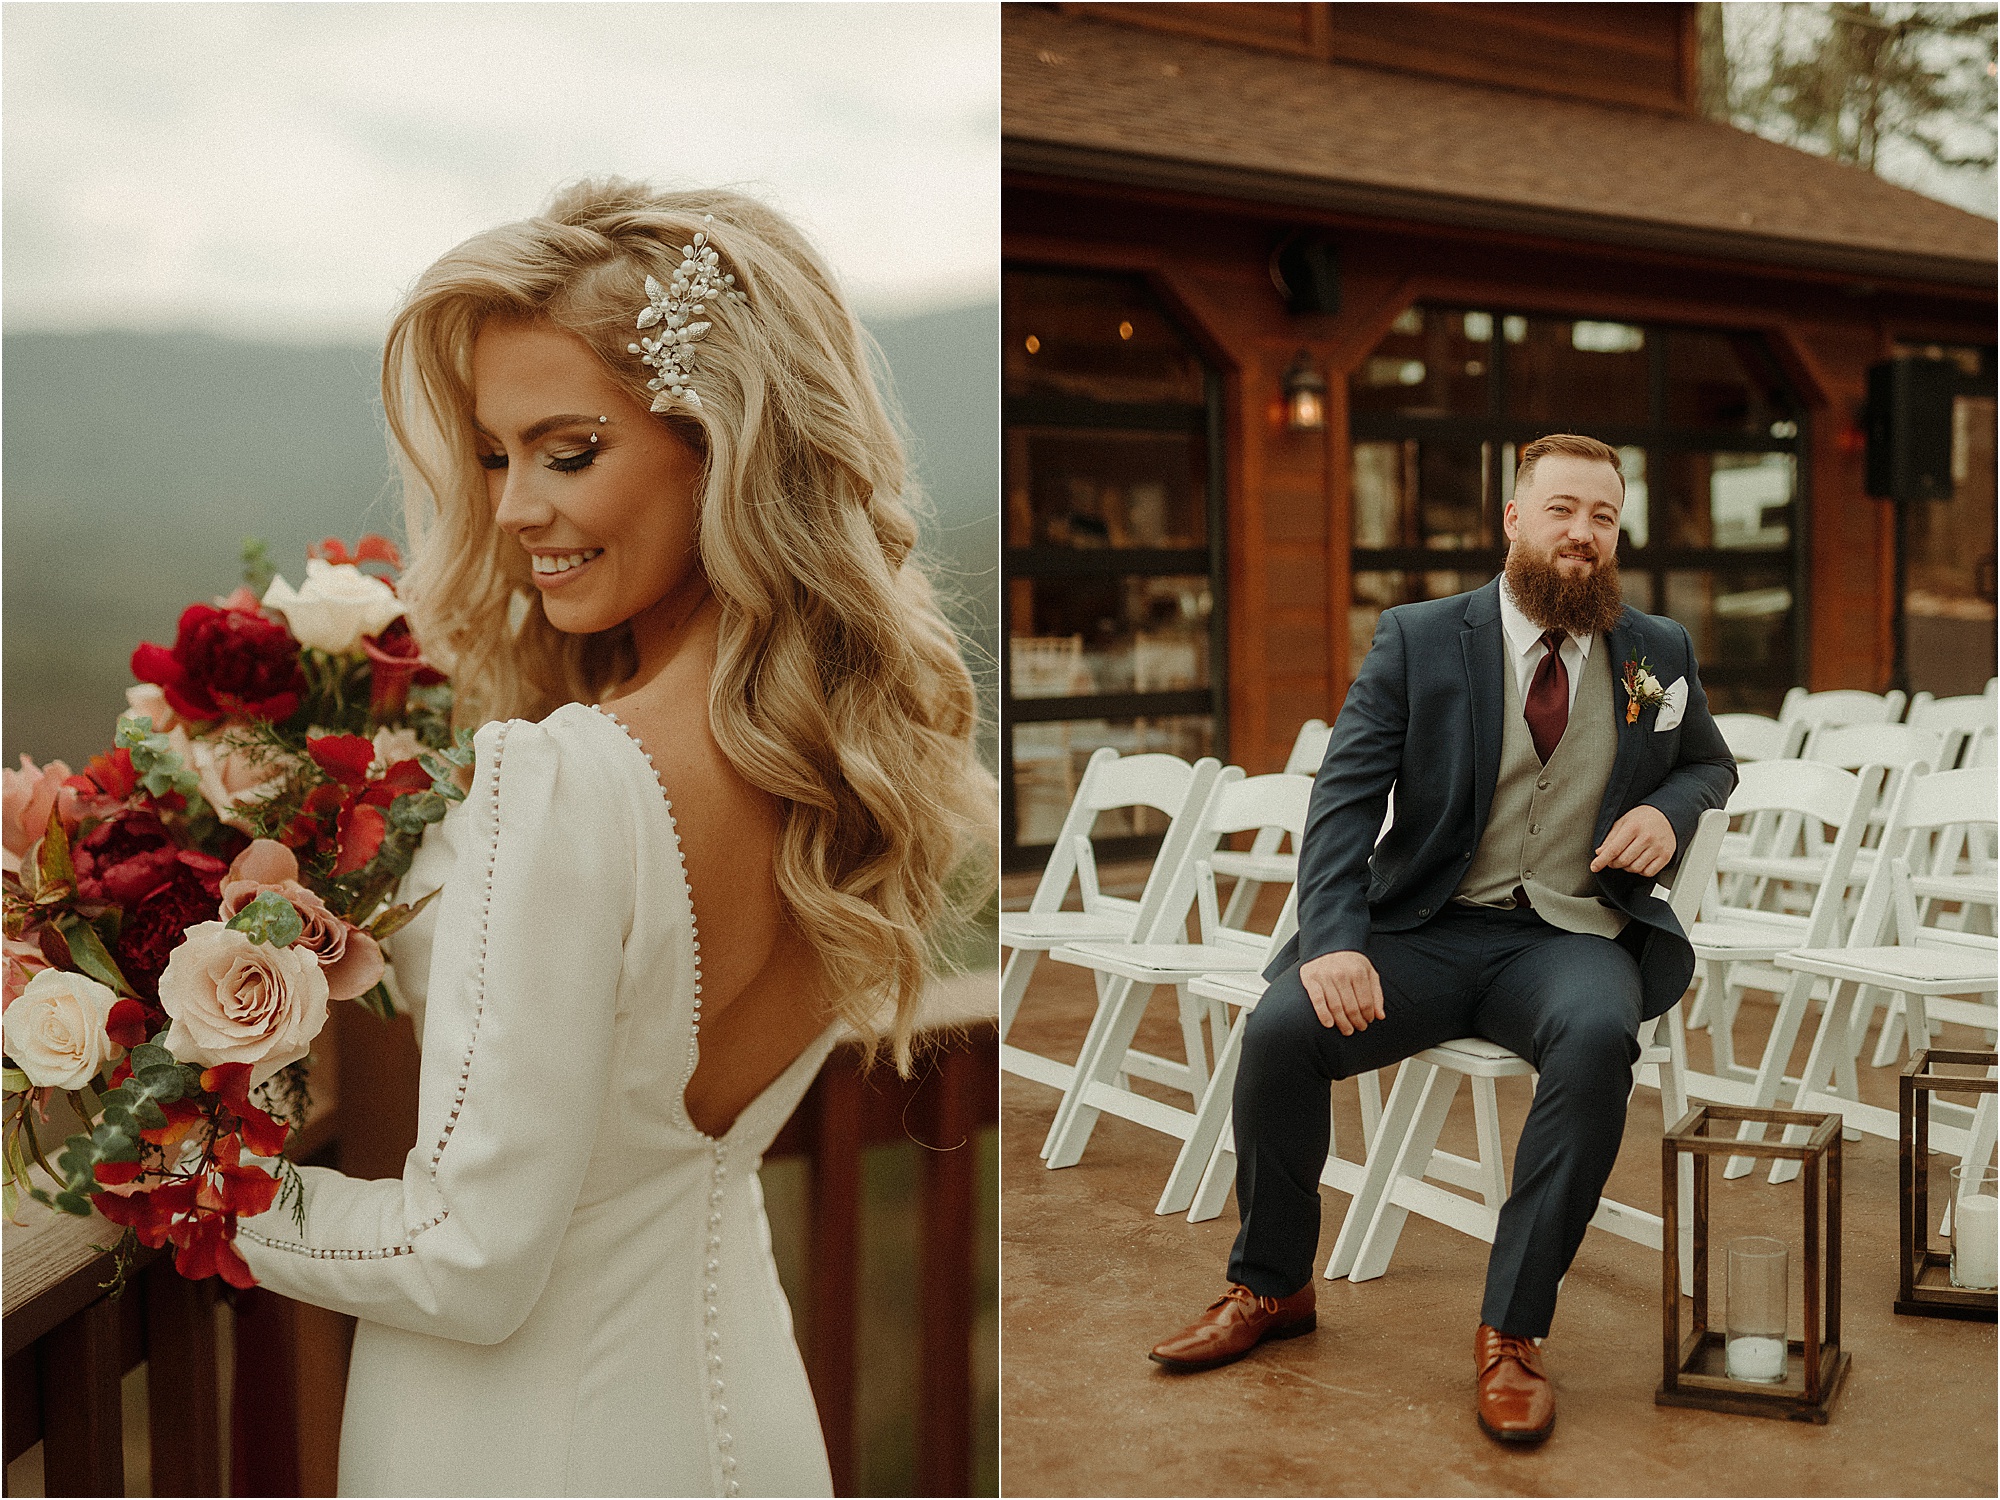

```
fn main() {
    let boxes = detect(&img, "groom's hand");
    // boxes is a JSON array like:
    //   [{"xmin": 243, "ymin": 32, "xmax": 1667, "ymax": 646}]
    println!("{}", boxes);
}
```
[
  {"xmin": 1591, "ymin": 804, "xmax": 1677, "ymax": 878},
  {"xmin": 1300, "ymin": 950, "xmax": 1387, "ymax": 1036}
]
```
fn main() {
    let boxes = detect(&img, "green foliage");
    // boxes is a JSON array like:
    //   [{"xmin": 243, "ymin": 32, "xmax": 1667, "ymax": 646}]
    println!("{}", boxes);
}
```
[
  {"xmin": 115, "ymin": 714, "xmax": 205, "ymax": 802},
  {"xmin": 1709, "ymin": 2, "xmax": 1997, "ymax": 179},
  {"xmin": 241, "ymin": 537, "xmax": 277, "ymax": 595},
  {"xmin": 227, "ymin": 890, "xmax": 306, "ymax": 948},
  {"xmin": 53, "ymin": 913, "xmax": 135, "ymax": 996}
]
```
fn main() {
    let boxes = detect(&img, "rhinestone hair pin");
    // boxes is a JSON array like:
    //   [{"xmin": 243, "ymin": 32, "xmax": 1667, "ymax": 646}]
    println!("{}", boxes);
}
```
[{"xmin": 628, "ymin": 215, "xmax": 746, "ymax": 412}]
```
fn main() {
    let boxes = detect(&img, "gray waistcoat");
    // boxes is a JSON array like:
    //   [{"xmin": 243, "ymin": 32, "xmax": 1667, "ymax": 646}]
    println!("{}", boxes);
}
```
[{"xmin": 1454, "ymin": 635, "xmax": 1628, "ymax": 939}]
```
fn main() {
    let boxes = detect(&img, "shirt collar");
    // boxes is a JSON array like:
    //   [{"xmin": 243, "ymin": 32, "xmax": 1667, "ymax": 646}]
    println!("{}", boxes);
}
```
[{"xmin": 1497, "ymin": 574, "xmax": 1593, "ymax": 663}]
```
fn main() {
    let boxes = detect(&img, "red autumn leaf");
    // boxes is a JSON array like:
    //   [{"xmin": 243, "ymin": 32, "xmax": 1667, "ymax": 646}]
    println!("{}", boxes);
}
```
[
  {"xmin": 171, "ymin": 1212, "xmax": 255, "ymax": 1287},
  {"xmin": 215, "ymin": 1160, "xmax": 281, "ymax": 1217},
  {"xmin": 236, "ymin": 1102, "xmax": 291, "ymax": 1158},
  {"xmin": 93, "ymin": 1159, "xmax": 145, "ymax": 1187},
  {"xmin": 335, "ymin": 802, "xmax": 388, "ymax": 876},
  {"xmin": 83, "ymin": 747, "xmax": 140, "ymax": 799},
  {"xmin": 106, "ymin": 998, "xmax": 153, "ymax": 1050},
  {"xmin": 359, "ymin": 758, "xmax": 431, "ymax": 808},
  {"xmin": 140, "ymin": 1097, "xmax": 206, "ymax": 1154},
  {"xmin": 309, "ymin": 537, "xmax": 353, "ymax": 566},
  {"xmin": 307, "ymin": 735, "xmax": 375, "ymax": 787},
  {"xmin": 200, "ymin": 1063, "xmax": 255, "ymax": 1112},
  {"xmin": 94, "ymin": 1176, "xmax": 197, "ymax": 1249}
]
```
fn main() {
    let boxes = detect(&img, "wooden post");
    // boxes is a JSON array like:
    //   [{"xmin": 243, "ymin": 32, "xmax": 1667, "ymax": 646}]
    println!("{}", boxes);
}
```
[
  {"xmin": 39, "ymin": 1296, "xmax": 123, "ymax": 1497},
  {"xmin": 918, "ymin": 1047, "xmax": 975, "ymax": 1497},
  {"xmin": 144, "ymin": 1261, "xmax": 221, "ymax": 1496}
]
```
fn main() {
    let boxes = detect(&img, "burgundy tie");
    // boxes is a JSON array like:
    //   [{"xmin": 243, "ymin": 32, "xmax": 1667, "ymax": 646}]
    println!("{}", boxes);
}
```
[{"xmin": 1524, "ymin": 629, "xmax": 1569, "ymax": 763}]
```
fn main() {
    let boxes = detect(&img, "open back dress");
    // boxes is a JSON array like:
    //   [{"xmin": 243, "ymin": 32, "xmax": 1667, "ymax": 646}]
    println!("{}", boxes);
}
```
[{"xmin": 238, "ymin": 702, "xmax": 837, "ymax": 1497}]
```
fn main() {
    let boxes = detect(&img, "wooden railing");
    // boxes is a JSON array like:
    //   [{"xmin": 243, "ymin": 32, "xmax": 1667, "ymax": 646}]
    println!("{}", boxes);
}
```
[{"xmin": 3, "ymin": 985, "xmax": 995, "ymax": 1497}]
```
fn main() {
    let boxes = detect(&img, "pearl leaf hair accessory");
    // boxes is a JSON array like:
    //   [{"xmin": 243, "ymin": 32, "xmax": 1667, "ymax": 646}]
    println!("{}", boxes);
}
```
[{"xmin": 628, "ymin": 216, "xmax": 745, "ymax": 412}]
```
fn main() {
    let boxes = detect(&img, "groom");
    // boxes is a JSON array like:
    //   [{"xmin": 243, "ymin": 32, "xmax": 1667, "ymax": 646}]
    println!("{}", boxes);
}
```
[{"xmin": 1149, "ymin": 434, "xmax": 1736, "ymax": 1443}]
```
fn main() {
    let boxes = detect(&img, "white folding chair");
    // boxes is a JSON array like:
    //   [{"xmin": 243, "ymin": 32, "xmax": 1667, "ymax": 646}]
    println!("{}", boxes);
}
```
[
  {"xmin": 1906, "ymin": 693, "xmax": 1997, "ymax": 769},
  {"xmin": 1780, "ymin": 686, "xmax": 1907, "ymax": 731},
  {"xmin": 1723, "ymin": 766, "xmax": 1998, "ymax": 1176},
  {"xmin": 1213, "ymin": 719, "xmax": 1328, "ymax": 928},
  {"xmin": 1323, "ymin": 809, "xmax": 1729, "ymax": 1297},
  {"xmin": 999, "ymin": 749, "xmax": 1221, "ymax": 1093},
  {"xmin": 1764, "ymin": 767, "xmax": 1999, "ymax": 1183},
  {"xmin": 1686, "ymin": 760, "xmax": 1874, "ymax": 1090},
  {"xmin": 1040, "ymin": 771, "xmax": 1314, "ymax": 1198},
  {"xmin": 1714, "ymin": 712, "xmax": 1806, "ymax": 764}
]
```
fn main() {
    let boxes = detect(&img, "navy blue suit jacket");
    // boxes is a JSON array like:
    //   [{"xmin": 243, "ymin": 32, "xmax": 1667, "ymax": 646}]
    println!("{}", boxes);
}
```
[{"xmin": 1268, "ymin": 578, "xmax": 1738, "ymax": 1021}]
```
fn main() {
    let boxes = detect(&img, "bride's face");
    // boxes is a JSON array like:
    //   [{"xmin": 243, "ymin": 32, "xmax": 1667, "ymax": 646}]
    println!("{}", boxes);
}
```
[{"xmin": 471, "ymin": 316, "xmax": 707, "ymax": 639}]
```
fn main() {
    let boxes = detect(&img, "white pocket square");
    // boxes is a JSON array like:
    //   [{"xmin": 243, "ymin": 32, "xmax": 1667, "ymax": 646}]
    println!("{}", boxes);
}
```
[{"xmin": 1654, "ymin": 677, "xmax": 1688, "ymax": 731}]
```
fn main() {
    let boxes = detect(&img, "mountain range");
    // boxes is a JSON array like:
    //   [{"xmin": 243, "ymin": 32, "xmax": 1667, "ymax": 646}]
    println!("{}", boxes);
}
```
[{"xmin": 2, "ymin": 303, "xmax": 998, "ymax": 770}]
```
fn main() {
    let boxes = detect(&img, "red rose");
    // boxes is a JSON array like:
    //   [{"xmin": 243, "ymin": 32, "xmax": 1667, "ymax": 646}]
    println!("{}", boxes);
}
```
[
  {"xmin": 114, "ymin": 855, "xmax": 227, "ymax": 1002},
  {"xmin": 131, "ymin": 600, "xmax": 306, "ymax": 725},
  {"xmin": 360, "ymin": 617, "xmax": 446, "ymax": 720}
]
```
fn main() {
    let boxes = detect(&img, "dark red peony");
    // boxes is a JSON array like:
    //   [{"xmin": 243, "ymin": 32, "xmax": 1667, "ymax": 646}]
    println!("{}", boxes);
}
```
[
  {"xmin": 131, "ymin": 600, "xmax": 306, "ymax": 724},
  {"xmin": 114, "ymin": 853, "xmax": 228, "ymax": 1003},
  {"xmin": 74, "ymin": 810, "xmax": 177, "ymax": 904}
]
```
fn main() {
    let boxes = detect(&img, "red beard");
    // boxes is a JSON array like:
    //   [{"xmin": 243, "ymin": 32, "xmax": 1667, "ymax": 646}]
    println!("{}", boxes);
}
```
[{"xmin": 1505, "ymin": 542, "xmax": 1626, "ymax": 637}]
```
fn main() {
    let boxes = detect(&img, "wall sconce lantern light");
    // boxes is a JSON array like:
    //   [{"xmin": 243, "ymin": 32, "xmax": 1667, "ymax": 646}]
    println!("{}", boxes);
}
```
[
  {"xmin": 1283, "ymin": 351, "xmax": 1327, "ymax": 432},
  {"xmin": 1658, "ymin": 1103, "xmax": 1850, "ymax": 1423},
  {"xmin": 1897, "ymin": 1048, "xmax": 1997, "ymax": 1321}
]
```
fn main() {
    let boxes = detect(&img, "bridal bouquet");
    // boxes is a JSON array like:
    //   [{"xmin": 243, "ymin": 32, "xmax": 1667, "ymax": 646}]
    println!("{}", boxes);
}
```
[{"xmin": 2, "ymin": 536, "xmax": 467, "ymax": 1287}]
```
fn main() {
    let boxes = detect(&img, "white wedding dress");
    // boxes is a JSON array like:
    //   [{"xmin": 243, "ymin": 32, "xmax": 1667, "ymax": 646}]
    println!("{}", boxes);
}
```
[{"xmin": 237, "ymin": 703, "xmax": 837, "ymax": 1497}]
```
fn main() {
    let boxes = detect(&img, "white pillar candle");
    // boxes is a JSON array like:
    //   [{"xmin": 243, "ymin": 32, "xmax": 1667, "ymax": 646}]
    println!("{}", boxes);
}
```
[
  {"xmin": 1952, "ymin": 1194, "xmax": 1999, "ymax": 1291},
  {"xmin": 1725, "ymin": 1334, "xmax": 1787, "ymax": 1382}
]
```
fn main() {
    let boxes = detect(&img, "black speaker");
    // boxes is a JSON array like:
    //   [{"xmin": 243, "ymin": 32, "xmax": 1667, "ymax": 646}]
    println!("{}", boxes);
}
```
[
  {"xmin": 1270, "ymin": 234, "xmax": 1340, "ymax": 316},
  {"xmin": 1865, "ymin": 357, "xmax": 1957, "ymax": 502}
]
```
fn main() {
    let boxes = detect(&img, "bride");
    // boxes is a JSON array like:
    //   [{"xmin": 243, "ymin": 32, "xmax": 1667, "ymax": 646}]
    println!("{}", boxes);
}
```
[{"xmin": 235, "ymin": 179, "xmax": 992, "ymax": 1497}]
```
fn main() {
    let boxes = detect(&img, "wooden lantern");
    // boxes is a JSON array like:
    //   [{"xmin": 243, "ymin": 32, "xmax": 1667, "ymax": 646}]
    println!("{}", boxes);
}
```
[
  {"xmin": 1897, "ymin": 1048, "xmax": 1998, "ymax": 1322},
  {"xmin": 1658, "ymin": 1104, "xmax": 1850, "ymax": 1423}
]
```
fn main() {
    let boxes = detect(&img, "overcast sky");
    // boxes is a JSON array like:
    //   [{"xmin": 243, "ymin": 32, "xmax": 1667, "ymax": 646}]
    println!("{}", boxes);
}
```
[{"xmin": 3, "ymin": 1, "xmax": 998, "ymax": 343}]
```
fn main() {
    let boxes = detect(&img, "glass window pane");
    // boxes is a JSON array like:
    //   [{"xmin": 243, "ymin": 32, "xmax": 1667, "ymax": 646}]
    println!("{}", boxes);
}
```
[
  {"xmin": 1665, "ymin": 329, "xmax": 1797, "ymax": 433},
  {"xmin": 1010, "ymin": 715, "xmax": 1216, "ymax": 847},
  {"xmin": 1662, "ymin": 568, "xmax": 1793, "ymax": 668},
  {"xmin": 1004, "ymin": 268, "xmax": 1205, "ymax": 404},
  {"xmin": 1008, "ymin": 575, "xmax": 1213, "ymax": 698},
  {"xmin": 1348, "ymin": 305, "xmax": 1493, "ymax": 418},
  {"xmin": 1655, "ymin": 452, "xmax": 1793, "ymax": 551},
  {"xmin": 1350, "ymin": 439, "xmax": 1492, "ymax": 550},
  {"xmin": 1502, "ymin": 315, "xmax": 1649, "ymax": 427},
  {"xmin": 1349, "ymin": 568, "xmax": 1493, "ymax": 679},
  {"xmin": 1011, "ymin": 429, "xmax": 1207, "ymax": 550}
]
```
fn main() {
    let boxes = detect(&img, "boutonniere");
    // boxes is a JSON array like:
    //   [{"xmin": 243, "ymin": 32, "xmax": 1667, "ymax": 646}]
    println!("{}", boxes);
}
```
[{"xmin": 1621, "ymin": 654, "xmax": 1668, "ymax": 724}]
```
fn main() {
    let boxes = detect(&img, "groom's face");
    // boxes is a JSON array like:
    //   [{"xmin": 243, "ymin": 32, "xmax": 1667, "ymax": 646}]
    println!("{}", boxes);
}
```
[{"xmin": 1504, "ymin": 455, "xmax": 1624, "ymax": 575}]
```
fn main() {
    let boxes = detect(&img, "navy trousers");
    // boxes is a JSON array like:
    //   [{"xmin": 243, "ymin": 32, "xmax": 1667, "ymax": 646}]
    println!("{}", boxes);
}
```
[{"xmin": 1226, "ymin": 903, "xmax": 1644, "ymax": 1338}]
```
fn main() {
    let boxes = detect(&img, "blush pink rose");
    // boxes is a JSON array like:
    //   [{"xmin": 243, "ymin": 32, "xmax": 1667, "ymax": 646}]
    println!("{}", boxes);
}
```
[
  {"xmin": 3, "ymin": 938, "xmax": 51, "ymax": 1010},
  {"xmin": 124, "ymin": 683, "xmax": 184, "ymax": 736},
  {"xmin": 3, "ymin": 755, "xmax": 74, "ymax": 874},
  {"xmin": 157, "ymin": 923, "xmax": 329, "ymax": 1085},
  {"xmin": 185, "ymin": 739, "xmax": 288, "ymax": 833},
  {"xmin": 219, "ymin": 841, "xmax": 384, "ymax": 1001}
]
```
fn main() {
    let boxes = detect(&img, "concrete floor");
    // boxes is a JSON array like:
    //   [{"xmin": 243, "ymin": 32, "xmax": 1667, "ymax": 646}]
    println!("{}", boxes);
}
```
[{"xmin": 1000, "ymin": 873, "xmax": 1998, "ymax": 1497}]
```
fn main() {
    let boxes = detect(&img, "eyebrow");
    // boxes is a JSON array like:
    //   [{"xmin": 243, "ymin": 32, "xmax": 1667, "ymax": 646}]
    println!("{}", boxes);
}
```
[
  {"xmin": 1545, "ymin": 491, "xmax": 1620, "ymax": 512},
  {"xmin": 472, "ymin": 413, "xmax": 604, "ymax": 445}
]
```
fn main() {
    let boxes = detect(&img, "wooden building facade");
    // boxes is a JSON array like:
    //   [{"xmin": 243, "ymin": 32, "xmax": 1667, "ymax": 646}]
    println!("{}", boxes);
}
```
[{"xmin": 1000, "ymin": 1, "xmax": 1997, "ymax": 866}]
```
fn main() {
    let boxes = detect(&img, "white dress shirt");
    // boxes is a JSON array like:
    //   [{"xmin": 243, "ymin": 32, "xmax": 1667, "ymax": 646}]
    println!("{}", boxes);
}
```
[{"xmin": 1497, "ymin": 575, "xmax": 1590, "ymax": 713}]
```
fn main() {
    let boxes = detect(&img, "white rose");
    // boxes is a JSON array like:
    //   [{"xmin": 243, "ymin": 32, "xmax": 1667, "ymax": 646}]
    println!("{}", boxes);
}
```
[
  {"xmin": 3, "ymin": 968, "xmax": 122, "ymax": 1090},
  {"xmin": 371, "ymin": 726, "xmax": 428, "ymax": 773},
  {"xmin": 1637, "ymin": 669, "xmax": 1662, "ymax": 696},
  {"xmin": 262, "ymin": 559, "xmax": 405, "ymax": 654},
  {"xmin": 158, "ymin": 923, "xmax": 330, "ymax": 1086}
]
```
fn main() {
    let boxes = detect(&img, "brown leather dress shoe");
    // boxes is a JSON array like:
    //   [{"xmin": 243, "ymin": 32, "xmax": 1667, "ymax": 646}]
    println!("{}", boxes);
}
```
[
  {"xmin": 1475, "ymin": 1323, "xmax": 1555, "ymax": 1443},
  {"xmin": 1149, "ymin": 1283, "xmax": 1316, "ymax": 1372}
]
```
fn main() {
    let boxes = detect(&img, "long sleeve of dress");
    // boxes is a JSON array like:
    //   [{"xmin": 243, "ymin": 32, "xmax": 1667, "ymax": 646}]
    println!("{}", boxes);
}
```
[{"xmin": 236, "ymin": 717, "xmax": 634, "ymax": 1346}]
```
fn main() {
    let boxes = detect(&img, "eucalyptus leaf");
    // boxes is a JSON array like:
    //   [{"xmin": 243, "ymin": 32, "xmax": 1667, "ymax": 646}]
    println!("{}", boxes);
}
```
[
  {"xmin": 226, "ymin": 890, "xmax": 305, "ymax": 949},
  {"xmin": 136, "ymin": 1065, "xmax": 187, "ymax": 1101},
  {"xmin": 90, "ymin": 1123, "xmax": 139, "ymax": 1163},
  {"xmin": 131, "ymin": 1043, "xmax": 174, "ymax": 1072},
  {"xmin": 134, "ymin": 1099, "xmax": 168, "ymax": 1130},
  {"xmin": 53, "ymin": 1190, "xmax": 91, "ymax": 1216}
]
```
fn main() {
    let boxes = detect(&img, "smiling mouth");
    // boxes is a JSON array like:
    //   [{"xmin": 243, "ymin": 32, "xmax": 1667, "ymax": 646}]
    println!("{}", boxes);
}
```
[{"xmin": 531, "ymin": 549, "xmax": 603, "ymax": 575}]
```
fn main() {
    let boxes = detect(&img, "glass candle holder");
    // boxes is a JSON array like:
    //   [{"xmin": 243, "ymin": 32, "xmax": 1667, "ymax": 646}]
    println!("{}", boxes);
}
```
[
  {"xmin": 1950, "ymin": 1164, "xmax": 1999, "ymax": 1291},
  {"xmin": 1725, "ymin": 1236, "xmax": 1789, "ymax": 1382}
]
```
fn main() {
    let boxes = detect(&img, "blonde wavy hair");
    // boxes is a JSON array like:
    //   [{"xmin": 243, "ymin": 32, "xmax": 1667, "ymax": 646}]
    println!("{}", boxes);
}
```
[{"xmin": 383, "ymin": 178, "xmax": 993, "ymax": 1068}]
